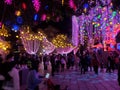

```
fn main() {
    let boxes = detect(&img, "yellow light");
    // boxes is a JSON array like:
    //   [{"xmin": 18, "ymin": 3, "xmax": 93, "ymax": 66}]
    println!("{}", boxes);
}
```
[
  {"xmin": 52, "ymin": 34, "xmax": 73, "ymax": 48},
  {"xmin": 104, "ymin": 18, "xmax": 107, "ymax": 21},
  {"xmin": 62, "ymin": 0, "xmax": 64, "ymax": 6},
  {"xmin": 92, "ymin": 22, "xmax": 95, "ymax": 25},
  {"xmin": 0, "ymin": 24, "xmax": 9, "ymax": 37},
  {"xmin": 0, "ymin": 39, "xmax": 11, "ymax": 53},
  {"xmin": 15, "ymin": 10, "xmax": 21, "ymax": 16},
  {"xmin": 16, "ymin": 35, "xmax": 19, "ymax": 38},
  {"xmin": 110, "ymin": 22, "xmax": 112, "ymax": 25},
  {"xmin": 98, "ymin": 23, "xmax": 100, "ymax": 26}
]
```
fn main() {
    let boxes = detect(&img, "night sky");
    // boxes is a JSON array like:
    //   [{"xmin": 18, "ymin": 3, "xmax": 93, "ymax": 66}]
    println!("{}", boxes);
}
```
[{"xmin": 0, "ymin": 0, "xmax": 72, "ymax": 37}]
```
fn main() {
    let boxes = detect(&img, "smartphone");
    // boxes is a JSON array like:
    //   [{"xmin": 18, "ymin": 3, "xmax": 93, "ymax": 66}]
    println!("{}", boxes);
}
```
[{"xmin": 45, "ymin": 73, "xmax": 50, "ymax": 78}]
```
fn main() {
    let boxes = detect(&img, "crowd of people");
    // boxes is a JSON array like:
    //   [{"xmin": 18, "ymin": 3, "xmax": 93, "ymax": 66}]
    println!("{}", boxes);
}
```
[{"xmin": 0, "ymin": 48, "xmax": 120, "ymax": 90}]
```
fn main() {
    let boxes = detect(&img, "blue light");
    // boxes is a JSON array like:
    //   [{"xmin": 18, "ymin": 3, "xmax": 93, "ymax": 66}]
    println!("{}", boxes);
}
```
[
  {"xmin": 117, "ymin": 43, "xmax": 120, "ymax": 50},
  {"xmin": 83, "ymin": 3, "xmax": 89, "ymax": 8},
  {"xmin": 12, "ymin": 24, "xmax": 19, "ymax": 32},
  {"xmin": 34, "ymin": 14, "xmax": 38, "ymax": 21},
  {"xmin": 16, "ymin": 16, "xmax": 23, "ymax": 24},
  {"xmin": 110, "ymin": 44, "xmax": 114, "ymax": 48},
  {"xmin": 45, "ymin": 5, "xmax": 48, "ymax": 10}
]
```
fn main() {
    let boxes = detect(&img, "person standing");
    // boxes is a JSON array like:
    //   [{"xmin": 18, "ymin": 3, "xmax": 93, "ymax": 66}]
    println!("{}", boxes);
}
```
[
  {"xmin": 50, "ymin": 54, "xmax": 56, "ymax": 76},
  {"xmin": 92, "ymin": 54, "xmax": 99, "ymax": 75},
  {"xmin": 27, "ymin": 60, "xmax": 43, "ymax": 90}
]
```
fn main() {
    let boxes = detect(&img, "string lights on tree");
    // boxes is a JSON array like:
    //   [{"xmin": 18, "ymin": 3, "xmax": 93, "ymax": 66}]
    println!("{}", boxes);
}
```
[
  {"xmin": 52, "ymin": 34, "xmax": 74, "ymax": 54},
  {"xmin": 72, "ymin": 0, "xmax": 120, "ymax": 50}
]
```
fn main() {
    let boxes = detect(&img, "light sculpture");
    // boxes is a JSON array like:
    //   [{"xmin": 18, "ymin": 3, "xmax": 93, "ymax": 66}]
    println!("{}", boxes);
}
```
[
  {"xmin": 52, "ymin": 34, "xmax": 74, "ymax": 54},
  {"xmin": 20, "ymin": 26, "xmax": 45, "ymax": 55},
  {"xmin": 39, "ymin": 38, "xmax": 55, "ymax": 55}
]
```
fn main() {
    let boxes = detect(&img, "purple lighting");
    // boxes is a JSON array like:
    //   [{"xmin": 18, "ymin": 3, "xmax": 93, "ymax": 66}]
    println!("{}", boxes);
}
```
[
  {"xmin": 32, "ymin": 0, "xmax": 41, "ymax": 12},
  {"xmin": 72, "ymin": 15, "xmax": 79, "ymax": 46},
  {"xmin": 69, "ymin": 0, "xmax": 75, "ymax": 9},
  {"xmin": 4, "ymin": 0, "xmax": 12, "ymax": 5}
]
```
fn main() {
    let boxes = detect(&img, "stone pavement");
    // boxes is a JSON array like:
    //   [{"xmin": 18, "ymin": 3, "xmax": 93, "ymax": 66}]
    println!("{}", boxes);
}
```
[{"xmin": 47, "ymin": 69, "xmax": 120, "ymax": 90}]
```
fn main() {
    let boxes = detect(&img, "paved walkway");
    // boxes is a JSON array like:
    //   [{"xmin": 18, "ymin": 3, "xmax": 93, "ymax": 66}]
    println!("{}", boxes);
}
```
[{"xmin": 43, "ymin": 69, "xmax": 120, "ymax": 90}]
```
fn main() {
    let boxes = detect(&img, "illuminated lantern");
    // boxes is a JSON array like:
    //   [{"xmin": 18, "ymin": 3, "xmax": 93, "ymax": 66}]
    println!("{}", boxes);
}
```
[
  {"xmin": 41, "ymin": 14, "xmax": 46, "ymax": 21},
  {"xmin": 34, "ymin": 14, "xmax": 39, "ymax": 21},
  {"xmin": 22, "ymin": 2, "xmax": 27, "ymax": 10},
  {"xmin": 32, "ymin": 0, "xmax": 41, "ymax": 12},
  {"xmin": 15, "ymin": 10, "xmax": 21, "ymax": 16},
  {"xmin": 4, "ymin": 0, "xmax": 12, "ymax": 5}
]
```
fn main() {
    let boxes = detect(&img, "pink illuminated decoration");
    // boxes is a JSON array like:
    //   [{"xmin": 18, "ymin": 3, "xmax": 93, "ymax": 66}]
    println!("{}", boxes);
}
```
[
  {"xmin": 72, "ymin": 15, "xmax": 79, "ymax": 46},
  {"xmin": 41, "ymin": 14, "xmax": 47, "ymax": 21},
  {"xmin": 56, "ymin": 47, "xmax": 74, "ymax": 54},
  {"xmin": 4, "ymin": 0, "xmax": 12, "ymax": 5},
  {"xmin": 69, "ymin": 0, "xmax": 74, "ymax": 8},
  {"xmin": 20, "ymin": 26, "xmax": 45, "ymax": 55},
  {"xmin": 73, "ymin": 0, "xmax": 120, "ymax": 50},
  {"xmin": 69, "ymin": 0, "xmax": 77, "ymax": 11},
  {"xmin": 32, "ymin": 0, "xmax": 41, "ymax": 12},
  {"xmin": 22, "ymin": 2, "xmax": 27, "ymax": 10}
]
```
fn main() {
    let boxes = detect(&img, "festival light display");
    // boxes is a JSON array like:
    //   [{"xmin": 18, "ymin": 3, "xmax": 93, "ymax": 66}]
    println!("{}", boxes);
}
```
[
  {"xmin": 72, "ymin": 0, "xmax": 120, "ymax": 49},
  {"xmin": 0, "ymin": 39, "xmax": 11, "ymax": 54},
  {"xmin": 20, "ymin": 26, "xmax": 45, "ymax": 55},
  {"xmin": 52, "ymin": 34, "xmax": 74, "ymax": 54},
  {"xmin": 0, "ymin": 24, "xmax": 9, "ymax": 37},
  {"xmin": 72, "ymin": 15, "xmax": 79, "ymax": 46},
  {"xmin": 39, "ymin": 38, "xmax": 55, "ymax": 55}
]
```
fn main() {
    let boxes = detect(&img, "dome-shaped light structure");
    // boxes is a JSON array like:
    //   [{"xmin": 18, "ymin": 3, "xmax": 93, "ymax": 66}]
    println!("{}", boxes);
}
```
[
  {"xmin": 20, "ymin": 26, "xmax": 45, "ymax": 55},
  {"xmin": 41, "ymin": 38, "xmax": 55, "ymax": 55},
  {"xmin": 52, "ymin": 34, "xmax": 74, "ymax": 54}
]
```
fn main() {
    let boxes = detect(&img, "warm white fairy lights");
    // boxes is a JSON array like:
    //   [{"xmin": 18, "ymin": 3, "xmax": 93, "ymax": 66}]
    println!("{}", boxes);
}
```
[
  {"xmin": 52, "ymin": 34, "xmax": 74, "ymax": 54},
  {"xmin": 39, "ymin": 38, "xmax": 55, "ymax": 55},
  {"xmin": 20, "ymin": 26, "xmax": 45, "ymax": 55},
  {"xmin": 0, "ymin": 39, "xmax": 11, "ymax": 54}
]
